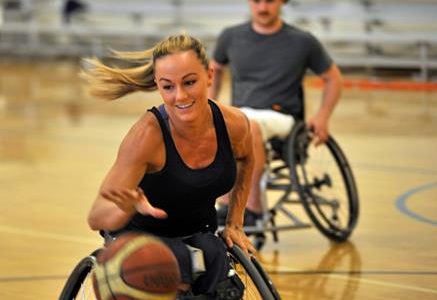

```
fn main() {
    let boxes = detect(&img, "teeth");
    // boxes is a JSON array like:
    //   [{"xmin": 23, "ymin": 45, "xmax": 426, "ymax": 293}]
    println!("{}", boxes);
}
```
[{"xmin": 176, "ymin": 102, "xmax": 194, "ymax": 109}]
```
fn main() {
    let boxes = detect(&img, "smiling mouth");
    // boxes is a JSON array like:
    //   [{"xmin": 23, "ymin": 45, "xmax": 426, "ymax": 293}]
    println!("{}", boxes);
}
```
[{"xmin": 176, "ymin": 101, "xmax": 195, "ymax": 109}]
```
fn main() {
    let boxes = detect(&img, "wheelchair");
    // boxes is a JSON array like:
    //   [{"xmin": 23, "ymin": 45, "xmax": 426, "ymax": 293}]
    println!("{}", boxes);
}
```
[
  {"xmin": 58, "ymin": 232, "xmax": 282, "ymax": 300},
  {"xmin": 242, "ymin": 120, "xmax": 360, "ymax": 250}
]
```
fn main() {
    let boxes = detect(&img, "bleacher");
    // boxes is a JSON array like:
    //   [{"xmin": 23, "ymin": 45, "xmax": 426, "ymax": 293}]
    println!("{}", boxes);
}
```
[{"xmin": 1, "ymin": 0, "xmax": 436, "ymax": 80}]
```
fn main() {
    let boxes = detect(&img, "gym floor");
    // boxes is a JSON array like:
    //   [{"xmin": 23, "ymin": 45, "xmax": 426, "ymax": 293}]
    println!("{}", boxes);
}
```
[{"xmin": 0, "ymin": 59, "xmax": 436, "ymax": 299}]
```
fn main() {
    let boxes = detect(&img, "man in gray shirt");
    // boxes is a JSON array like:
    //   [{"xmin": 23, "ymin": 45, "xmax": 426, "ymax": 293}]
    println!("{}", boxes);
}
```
[{"xmin": 209, "ymin": 0, "xmax": 343, "ymax": 224}]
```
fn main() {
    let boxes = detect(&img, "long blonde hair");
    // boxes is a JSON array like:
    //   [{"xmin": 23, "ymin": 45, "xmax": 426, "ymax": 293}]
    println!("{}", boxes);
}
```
[{"xmin": 82, "ymin": 33, "xmax": 209, "ymax": 100}]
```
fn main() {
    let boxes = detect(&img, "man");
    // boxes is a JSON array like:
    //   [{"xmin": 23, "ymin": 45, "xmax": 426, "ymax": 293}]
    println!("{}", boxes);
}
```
[{"xmin": 209, "ymin": 0, "xmax": 343, "ymax": 225}]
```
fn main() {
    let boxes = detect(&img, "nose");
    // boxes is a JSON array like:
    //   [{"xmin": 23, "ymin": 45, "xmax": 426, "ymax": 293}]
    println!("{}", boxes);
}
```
[
  {"xmin": 175, "ymin": 85, "xmax": 188, "ymax": 101},
  {"xmin": 257, "ymin": 0, "xmax": 268, "ymax": 10}
]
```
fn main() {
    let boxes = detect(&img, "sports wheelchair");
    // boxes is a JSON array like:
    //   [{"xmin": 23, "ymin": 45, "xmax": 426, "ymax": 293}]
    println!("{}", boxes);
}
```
[
  {"xmin": 58, "ymin": 232, "xmax": 282, "ymax": 300},
  {"xmin": 242, "ymin": 120, "xmax": 360, "ymax": 250}
]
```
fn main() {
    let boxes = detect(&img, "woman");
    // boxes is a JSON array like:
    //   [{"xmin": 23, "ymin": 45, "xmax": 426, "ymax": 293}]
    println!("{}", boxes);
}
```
[{"xmin": 84, "ymin": 33, "xmax": 256, "ymax": 298}]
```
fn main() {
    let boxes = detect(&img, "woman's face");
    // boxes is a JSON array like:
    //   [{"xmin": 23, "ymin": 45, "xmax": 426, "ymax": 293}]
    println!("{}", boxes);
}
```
[{"xmin": 154, "ymin": 50, "xmax": 212, "ymax": 123}]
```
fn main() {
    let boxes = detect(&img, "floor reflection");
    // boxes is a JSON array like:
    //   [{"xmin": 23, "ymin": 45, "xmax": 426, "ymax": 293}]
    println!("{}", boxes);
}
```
[{"xmin": 262, "ymin": 241, "xmax": 361, "ymax": 300}]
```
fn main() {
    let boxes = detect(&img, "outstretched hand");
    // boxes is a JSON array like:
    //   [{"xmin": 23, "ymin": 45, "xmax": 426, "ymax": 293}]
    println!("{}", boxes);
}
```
[
  {"xmin": 101, "ymin": 187, "xmax": 167, "ymax": 219},
  {"xmin": 221, "ymin": 224, "xmax": 257, "ymax": 256}
]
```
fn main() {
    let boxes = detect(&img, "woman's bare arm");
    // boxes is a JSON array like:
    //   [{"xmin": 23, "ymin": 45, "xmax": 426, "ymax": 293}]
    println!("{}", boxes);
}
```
[
  {"xmin": 88, "ymin": 113, "xmax": 167, "ymax": 231},
  {"xmin": 217, "ymin": 103, "xmax": 256, "ymax": 254}
]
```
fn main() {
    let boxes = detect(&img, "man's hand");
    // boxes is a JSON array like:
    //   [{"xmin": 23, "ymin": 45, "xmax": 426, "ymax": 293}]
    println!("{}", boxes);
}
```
[{"xmin": 307, "ymin": 112, "xmax": 329, "ymax": 146}]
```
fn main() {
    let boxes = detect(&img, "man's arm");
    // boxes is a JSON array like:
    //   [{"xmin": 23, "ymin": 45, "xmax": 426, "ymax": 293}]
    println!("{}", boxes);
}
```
[
  {"xmin": 208, "ymin": 59, "xmax": 226, "ymax": 100},
  {"xmin": 309, "ymin": 63, "xmax": 343, "ymax": 145}
]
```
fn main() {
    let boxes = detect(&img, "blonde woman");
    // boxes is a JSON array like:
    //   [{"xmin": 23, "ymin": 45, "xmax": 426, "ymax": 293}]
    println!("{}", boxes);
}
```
[{"xmin": 85, "ymin": 33, "xmax": 256, "ymax": 298}]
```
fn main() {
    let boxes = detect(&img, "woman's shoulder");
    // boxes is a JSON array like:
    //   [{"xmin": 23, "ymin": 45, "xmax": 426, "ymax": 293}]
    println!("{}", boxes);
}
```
[
  {"xmin": 126, "ymin": 110, "xmax": 161, "ymax": 139},
  {"xmin": 118, "ymin": 110, "xmax": 163, "ymax": 161},
  {"xmin": 214, "ymin": 101, "xmax": 250, "ymax": 139}
]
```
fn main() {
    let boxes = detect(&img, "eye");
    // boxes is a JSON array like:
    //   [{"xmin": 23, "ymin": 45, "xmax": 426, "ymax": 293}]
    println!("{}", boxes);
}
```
[
  {"xmin": 184, "ymin": 79, "xmax": 196, "ymax": 86},
  {"xmin": 162, "ymin": 84, "xmax": 174, "ymax": 91}
]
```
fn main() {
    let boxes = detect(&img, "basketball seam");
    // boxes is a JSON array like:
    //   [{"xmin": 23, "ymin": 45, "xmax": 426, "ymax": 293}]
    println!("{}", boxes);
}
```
[{"xmin": 103, "ymin": 261, "xmax": 118, "ymax": 300}]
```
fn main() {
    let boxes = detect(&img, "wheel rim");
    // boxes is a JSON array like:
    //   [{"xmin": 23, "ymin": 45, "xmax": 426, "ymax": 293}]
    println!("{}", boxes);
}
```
[{"xmin": 288, "ymin": 122, "xmax": 359, "ymax": 241}]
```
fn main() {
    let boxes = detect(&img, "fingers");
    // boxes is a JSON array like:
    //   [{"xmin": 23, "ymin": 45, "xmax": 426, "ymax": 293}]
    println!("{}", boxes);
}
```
[
  {"xmin": 246, "ymin": 238, "xmax": 257, "ymax": 255},
  {"xmin": 136, "ymin": 201, "xmax": 168, "ymax": 219},
  {"xmin": 102, "ymin": 187, "xmax": 167, "ymax": 218},
  {"xmin": 222, "ymin": 228, "xmax": 256, "ymax": 257},
  {"xmin": 312, "ymin": 134, "xmax": 323, "ymax": 146},
  {"xmin": 224, "ymin": 235, "xmax": 234, "ymax": 249},
  {"xmin": 240, "ymin": 234, "xmax": 256, "ymax": 256},
  {"xmin": 101, "ymin": 189, "xmax": 136, "ymax": 212},
  {"xmin": 307, "ymin": 123, "xmax": 328, "ymax": 146},
  {"xmin": 134, "ymin": 188, "xmax": 167, "ymax": 218},
  {"xmin": 314, "ymin": 131, "xmax": 328, "ymax": 146},
  {"xmin": 238, "ymin": 237, "xmax": 256, "ymax": 257},
  {"xmin": 307, "ymin": 117, "xmax": 329, "ymax": 146}
]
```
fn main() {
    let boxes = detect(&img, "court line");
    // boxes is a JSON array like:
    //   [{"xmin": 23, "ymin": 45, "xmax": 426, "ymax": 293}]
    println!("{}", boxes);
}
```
[
  {"xmin": 354, "ymin": 162, "xmax": 437, "ymax": 176},
  {"xmin": 0, "ymin": 275, "xmax": 66, "ymax": 283},
  {"xmin": 266, "ymin": 266, "xmax": 437, "ymax": 295},
  {"xmin": 0, "ymin": 225, "xmax": 99, "ymax": 245},
  {"xmin": 395, "ymin": 181, "xmax": 437, "ymax": 226},
  {"xmin": 0, "ymin": 128, "xmax": 121, "ymax": 146},
  {"xmin": 274, "ymin": 270, "xmax": 437, "ymax": 275}
]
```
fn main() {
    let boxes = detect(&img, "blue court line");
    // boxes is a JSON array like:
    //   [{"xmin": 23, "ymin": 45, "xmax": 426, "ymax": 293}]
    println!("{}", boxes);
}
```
[{"xmin": 395, "ymin": 181, "xmax": 437, "ymax": 226}]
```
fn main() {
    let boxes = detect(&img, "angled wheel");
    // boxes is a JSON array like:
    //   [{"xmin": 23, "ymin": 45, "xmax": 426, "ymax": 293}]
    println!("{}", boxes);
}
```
[
  {"xmin": 228, "ymin": 245, "xmax": 280, "ymax": 300},
  {"xmin": 58, "ymin": 250, "xmax": 101, "ymax": 300},
  {"xmin": 287, "ymin": 121, "xmax": 359, "ymax": 242}
]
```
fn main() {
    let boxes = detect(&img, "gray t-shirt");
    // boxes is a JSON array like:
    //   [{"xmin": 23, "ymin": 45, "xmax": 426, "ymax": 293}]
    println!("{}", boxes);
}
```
[{"xmin": 213, "ymin": 22, "xmax": 332, "ymax": 118}]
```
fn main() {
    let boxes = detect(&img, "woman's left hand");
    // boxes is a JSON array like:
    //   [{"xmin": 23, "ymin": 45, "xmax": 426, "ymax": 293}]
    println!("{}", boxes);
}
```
[{"xmin": 221, "ymin": 224, "xmax": 257, "ymax": 256}]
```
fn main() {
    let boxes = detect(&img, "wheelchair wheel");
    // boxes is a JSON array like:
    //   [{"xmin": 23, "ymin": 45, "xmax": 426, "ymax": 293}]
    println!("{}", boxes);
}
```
[
  {"xmin": 58, "ymin": 250, "xmax": 101, "ymax": 300},
  {"xmin": 59, "ymin": 246, "xmax": 280, "ymax": 300},
  {"xmin": 287, "ymin": 121, "xmax": 359, "ymax": 242},
  {"xmin": 228, "ymin": 246, "xmax": 280, "ymax": 300}
]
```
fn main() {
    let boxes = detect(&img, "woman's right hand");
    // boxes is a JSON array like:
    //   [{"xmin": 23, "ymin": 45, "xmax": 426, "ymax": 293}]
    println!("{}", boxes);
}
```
[{"xmin": 101, "ymin": 187, "xmax": 168, "ymax": 219}]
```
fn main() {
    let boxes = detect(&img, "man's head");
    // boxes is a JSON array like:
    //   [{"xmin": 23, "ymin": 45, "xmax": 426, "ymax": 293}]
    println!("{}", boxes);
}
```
[{"xmin": 248, "ymin": 0, "xmax": 285, "ymax": 31}]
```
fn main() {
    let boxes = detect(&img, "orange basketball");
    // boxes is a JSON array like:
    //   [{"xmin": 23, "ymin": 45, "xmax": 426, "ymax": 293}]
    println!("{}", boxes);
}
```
[{"xmin": 92, "ymin": 233, "xmax": 181, "ymax": 300}]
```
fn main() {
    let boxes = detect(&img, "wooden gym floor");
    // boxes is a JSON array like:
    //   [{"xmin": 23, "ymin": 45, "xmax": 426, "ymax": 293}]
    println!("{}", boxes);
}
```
[{"xmin": 0, "ymin": 59, "xmax": 436, "ymax": 300}]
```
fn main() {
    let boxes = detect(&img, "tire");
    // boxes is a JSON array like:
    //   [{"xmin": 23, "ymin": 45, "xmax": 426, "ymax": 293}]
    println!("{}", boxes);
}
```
[
  {"xmin": 228, "ymin": 245, "xmax": 279, "ymax": 300},
  {"xmin": 287, "ymin": 121, "xmax": 359, "ymax": 242},
  {"xmin": 58, "ymin": 250, "xmax": 101, "ymax": 300}
]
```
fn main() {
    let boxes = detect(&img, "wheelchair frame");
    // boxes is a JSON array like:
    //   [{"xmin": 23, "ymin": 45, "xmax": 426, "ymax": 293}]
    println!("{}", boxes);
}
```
[
  {"xmin": 241, "ymin": 121, "xmax": 360, "ymax": 250},
  {"xmin": 58, "ymin": 238, "xmax": 281, "ymax": 300}
]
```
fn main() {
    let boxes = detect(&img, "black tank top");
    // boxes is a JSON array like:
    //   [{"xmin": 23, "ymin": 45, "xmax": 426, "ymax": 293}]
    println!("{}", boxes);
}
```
[{"xmin": 117, "ymin": 100, "xmax": 237, "ymax": 237}]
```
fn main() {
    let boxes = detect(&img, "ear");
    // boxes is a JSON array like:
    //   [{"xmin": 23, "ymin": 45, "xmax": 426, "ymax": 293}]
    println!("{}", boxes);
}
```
[{"xmin": 207, "ymin": 66, "xmax": 213, "ymax": 87}]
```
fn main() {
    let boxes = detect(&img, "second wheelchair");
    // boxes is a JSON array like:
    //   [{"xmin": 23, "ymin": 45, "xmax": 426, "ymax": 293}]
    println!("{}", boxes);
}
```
[{"xmin": 221, "ymin": 120, "xmax": 360, "ymax": 250}]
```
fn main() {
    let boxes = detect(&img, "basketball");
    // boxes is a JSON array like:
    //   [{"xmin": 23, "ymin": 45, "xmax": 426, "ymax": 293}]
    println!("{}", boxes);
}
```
[{"xmin": 92, "ymin": 233, "xmax": 181, "ymax": 300}]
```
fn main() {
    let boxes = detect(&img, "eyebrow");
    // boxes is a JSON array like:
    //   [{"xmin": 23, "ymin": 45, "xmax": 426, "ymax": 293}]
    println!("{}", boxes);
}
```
[{"xmin": 158, "ymin": 72, "xmax": 197, "ymax": 82}]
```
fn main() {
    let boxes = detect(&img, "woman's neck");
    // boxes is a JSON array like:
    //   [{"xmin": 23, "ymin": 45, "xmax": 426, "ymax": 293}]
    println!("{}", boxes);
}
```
[{"xmin": 169, "ymin": 102, "xmax": 213, "ymax": 142}]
